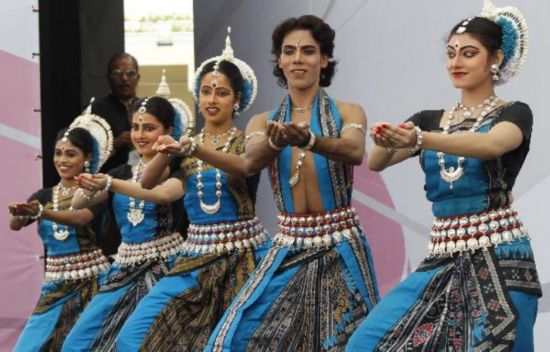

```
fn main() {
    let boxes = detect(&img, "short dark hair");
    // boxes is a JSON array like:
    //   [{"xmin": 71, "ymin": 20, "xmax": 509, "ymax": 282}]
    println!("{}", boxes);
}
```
[
  {"xmin": 131, "ymin": 96, "xmax": 175, "ymax": 130},
  {"xmin": 106, "ymin": 53, "xmax": 139, "ymax": 75},
  {"xmin": 448, "ymin": 17, "xmax": 503, "ymax": 58},
  {"xmin": 271, "ymin": 15, "xmax": 337, "ymax": 88},
  {"xmin": 55, "ymin": 127, "xmax": 94, "ymax": 155}
]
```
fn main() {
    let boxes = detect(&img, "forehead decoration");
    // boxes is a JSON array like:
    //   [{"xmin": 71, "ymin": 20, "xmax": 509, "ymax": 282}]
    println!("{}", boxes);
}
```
[{"xmin": 193, "ymin": 27, "xmax": 258, "ymax": 113}]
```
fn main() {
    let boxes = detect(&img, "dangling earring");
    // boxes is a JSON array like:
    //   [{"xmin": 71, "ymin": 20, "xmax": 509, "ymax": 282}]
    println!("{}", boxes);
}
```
[
  {"xmin": 490, "ymin": 64, "xmax": 500, "ymax": 81},
  {"xmin": 84, "ymin": 160, "xmax": 90, "ymax": 173},
  {"xmin": 233, "ymin": 102, "xmax": 240, "ymax": 117}
]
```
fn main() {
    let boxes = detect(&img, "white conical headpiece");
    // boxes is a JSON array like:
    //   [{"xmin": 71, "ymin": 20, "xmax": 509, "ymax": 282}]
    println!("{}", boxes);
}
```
[
  {"xmin": 156, "ymin": 69, "xmax": 171, "ymax": 98},
  {"xmin": 67, "ymin": 97, "xmax": 114, "ymax": 172}
]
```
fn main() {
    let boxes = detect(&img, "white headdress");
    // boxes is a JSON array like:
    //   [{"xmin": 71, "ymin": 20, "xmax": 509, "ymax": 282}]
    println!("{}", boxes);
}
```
[
  {"xmin": 456, "ymin": 0, "xmax": 529, "ymax": 84},
  {"xmin": 479, "ymin": 0, "xmax": 528, "ymax": 83},
  {"xmin": 193, "ymin": 27, "xmax": 258, "ymax": 113},
  {"xmin": 156, "ymin": 69, "xmax": 195, "ymax": 137},
  {"xmin": 65, "ymin": 98, "xmax": 114, "ymax": 173}
]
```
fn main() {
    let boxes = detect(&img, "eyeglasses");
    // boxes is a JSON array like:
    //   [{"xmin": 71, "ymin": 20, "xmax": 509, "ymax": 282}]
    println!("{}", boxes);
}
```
[{"xmin": 110, "ymin": 69, "xmax": 138, "ymax": 78}]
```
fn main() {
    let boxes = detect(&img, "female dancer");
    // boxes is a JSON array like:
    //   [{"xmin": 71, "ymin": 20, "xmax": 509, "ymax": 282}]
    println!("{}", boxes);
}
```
[
  {"xmin": 109, "ymin": 31, "xmax": 270, "ymax": 351},
  {"xmin": 62, "ymin": 96, "xmax": 186, "ymax": 351},
  {"xmin": 347, "ymin": 1, "xmax": 541, "ymax": 351},
  {"xmin": 9, "ymin": 112, "xmax": 112, "ymax": 351}
]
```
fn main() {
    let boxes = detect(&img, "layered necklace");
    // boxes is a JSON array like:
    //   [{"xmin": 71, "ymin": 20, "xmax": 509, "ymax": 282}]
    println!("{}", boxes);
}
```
[
  {"xmin": 127, "ymin": 159, "xmax": 146, "ymax": 226},
  {"xmin": 196, "ymin": 126, "xmax": 236, "ymax": 214},
  {"xmin": 52, "ymin": 183, "xmax": 75, "ymax": 241},
  {"xmin": 438, "ymin": 95, "xmax": 500, "ymax": 188}
]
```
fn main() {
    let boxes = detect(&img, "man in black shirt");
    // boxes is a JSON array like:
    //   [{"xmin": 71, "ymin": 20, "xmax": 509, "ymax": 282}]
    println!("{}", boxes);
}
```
[
  {"xmin": 92, "ymin": 52, "xmax": 141, "ymax": 172},
  {"xmin": 90, "ymin": 53, "xmax": 140, "ymax": 256}
]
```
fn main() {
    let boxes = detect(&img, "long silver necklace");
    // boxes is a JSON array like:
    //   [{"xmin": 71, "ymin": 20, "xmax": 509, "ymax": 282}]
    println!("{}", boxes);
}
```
[
  {"xmin": 438, "ymin": 96, "xmax": 499, "ymax": 188},
  {"xmin": 52, "ymin": 183, "xmax": 74, "ymax": 241},
  {"xmin": 196, "ymin": 127, "xmax": 236, "ymax": 214},
  {"xmin": 127, "ymin": 159, "xmax": 146, "ymax": 226},
  {"xmin": 289, "ymin": 149, "xmax": 306, "ymax": 188}
]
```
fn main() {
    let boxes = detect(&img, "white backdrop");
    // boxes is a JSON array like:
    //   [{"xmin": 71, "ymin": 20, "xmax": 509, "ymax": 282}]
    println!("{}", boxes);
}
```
[{"xmin": 194, "ymin": 0, "xmax": 549, "ymax": 348}]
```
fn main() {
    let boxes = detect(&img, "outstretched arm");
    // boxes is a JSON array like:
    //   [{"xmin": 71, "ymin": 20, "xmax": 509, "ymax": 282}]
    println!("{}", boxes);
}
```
[
  {"xmin": 76, "ymin": 173, "xmax": 184, "ymax": 205},
  {"xmin": 281, "ymin": 102, "xmax": 368, "ymax": 165},
  {"xmin": 9, "ymin": 200, "xmax": 94, "ymax": 229},
  {"xmin": 378, "ymin": 121, "xmax": 524, "ymax": 161},
  {"xmin": 244, "ymin": 113, "xmax": 288, "ymax": 175},
  {"xmin": 141, "ymin": 135, "xmax": 178, "ymax": 189},
  {"xmin": 367, "ymin": 123, "xmax": 416, "ymax": 171}
]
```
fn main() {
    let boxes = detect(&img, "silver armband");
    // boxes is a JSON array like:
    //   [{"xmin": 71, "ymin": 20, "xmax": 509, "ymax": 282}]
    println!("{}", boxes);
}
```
[
  {"xmin": 341, "ymin": 123, "xmax": 366, "ymax": 135},
  {"xmin": 245, "ymin": 131, "xmax": 267, "ymax": 144}
]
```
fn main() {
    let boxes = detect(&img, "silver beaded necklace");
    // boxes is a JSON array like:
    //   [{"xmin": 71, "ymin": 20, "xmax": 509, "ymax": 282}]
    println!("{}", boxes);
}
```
[
  {"xmin": 438, "ymin": 96, "xmax": 499, "ymax": 189},
  {"xmin": 127, "ymin": 159, "xmax": 146, "ymax": 226},
  {"xmin": 204, "ymin": 128, "xmax": 234, "ymax": 145},
  {"xmin": 59, "ymin": 184, "xmax": 77, "ymax": 197},
  {"xmin": 196, "ymin": 127, "xmax": 236, "ymax": 214},
  {"xmin": 52, "ymin": 183, "xmax": 74, "ymax": 241}
]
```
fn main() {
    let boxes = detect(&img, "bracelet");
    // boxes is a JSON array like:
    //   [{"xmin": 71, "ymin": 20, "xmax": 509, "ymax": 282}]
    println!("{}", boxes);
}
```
[
  {"xmin": 81, "ymin": 190, "xmax": 94, "ymax": 202},
  {"xmin": 30, "ymin": 203, "xmax": 44, "ymax": 221},
  {"xmin": 268, "ymin": 137, "xmax": 284, "ymax": 151},
  {"xmin": 14, "ymin": 215, "xmax": 30, "ymax": 221},
  {"xmin": 182, "ymin": 138, "xmax": 198, "ymax": 157},
  {"xmin": 245, "ymin": 131, "xmax": 267, "ymax": 144},
  {"xmin": 384, "ymin": 147, "xmax": 396, "ymax": 154},
  {"xmin": 408, "ymin": 126, "xmax": 424, "ymax": 156},
  {"xmin": 303, "ymin": 130, "xmax": 316, "ymax": 151},
  {"xmin": 341, "ymin": 123, "xmax": 366, "ymax": 136},
  {"xmin": 102, "ymin": 175, "xmax": 113, "ymax": 193}
]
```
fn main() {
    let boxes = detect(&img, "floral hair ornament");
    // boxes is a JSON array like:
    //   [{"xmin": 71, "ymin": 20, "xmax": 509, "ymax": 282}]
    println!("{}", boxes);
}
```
[
  {"xmin": 155, "ymin": 69, "xmax": 195, "ymax": 138},
  {"xmin": 193, "ymin": 26, "xmax": 258, "ymax": 114},
  {"xmin": 66, "ymin": 98, "xmax": 114, "ymax": 173},
  {"xmin": 480, "ymin": 0, "xmax": 529, "ymax": 84}
]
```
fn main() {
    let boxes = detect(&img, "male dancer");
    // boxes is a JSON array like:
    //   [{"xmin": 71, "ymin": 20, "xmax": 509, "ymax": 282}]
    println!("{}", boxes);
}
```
[{"xmin": 207, "ymin": 15, "xmax": 379, "ymax": 351}]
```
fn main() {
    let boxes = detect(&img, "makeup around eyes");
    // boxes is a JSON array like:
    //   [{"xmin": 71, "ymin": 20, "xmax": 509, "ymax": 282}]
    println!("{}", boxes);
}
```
[
  {"xmin": 132, "ymin": 123, "xmax": 161, "ymax": 131},
  {"xmin": 282, "ymin": 45, "xmax": 319, "ymax": 55},
  {"xmin": 55, "ymin": 149, "xmax": 79, "ymax": 157}
]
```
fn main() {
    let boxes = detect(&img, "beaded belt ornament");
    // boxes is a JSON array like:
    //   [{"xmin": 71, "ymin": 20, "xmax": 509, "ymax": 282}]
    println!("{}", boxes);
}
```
[
  {"xmin": 181, "ymin": 217, "xmax": 269, "ymax": 255},
  {"xmin": 115, "ymin": 232, "xmax": 184, "ymax": 266},
  {"xmin": 428, "ymin": 206, "xmax": 529, "ymax": 257},
  {"xmin": 273, "ymin": 206, "xmax": 363, "ymax": 249},
  {"xmin": 45, "ymin": 248, "xmax": 110, "ymax": 282}
]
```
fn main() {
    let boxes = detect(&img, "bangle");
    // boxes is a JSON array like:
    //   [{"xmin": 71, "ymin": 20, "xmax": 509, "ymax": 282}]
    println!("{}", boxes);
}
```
[
  {"xmin": 14, "ymin": 215, "xmax": 30, "ymax": 221},
  {"xmin": 303, "ymin": 130, "xmax": 316, "ymax": 151},
  {"xmin": 245, "ymin": 131, "xmax": 267, "ymax": 144},
  {"xmin": 408, "ymin": 126, "xmax": 424, "ymax": 156},
  {"xmin": 268, "ymin": 137, "xmax": 284, "ymax": 151},
  {"xmin": 341, "ymin": 123, "xmax": 366, "ymax": 136},
  {"xmin": 102, "ymin": 175, "xmax": 113, "ymax": 193},
  {"xmin": 30, "ymin": 203, "xmax": 43, "ymax": 220},
  {"xmin": 82, "ymin": 190, "xmax": 94, "ymax": 202},
  {"xmin": 182, "ymin": 138, "xmax": 198, "ymax": 157},
  {"xmin": 384, "ymin": 147, "xmax": 396, "ymax": 154}
]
